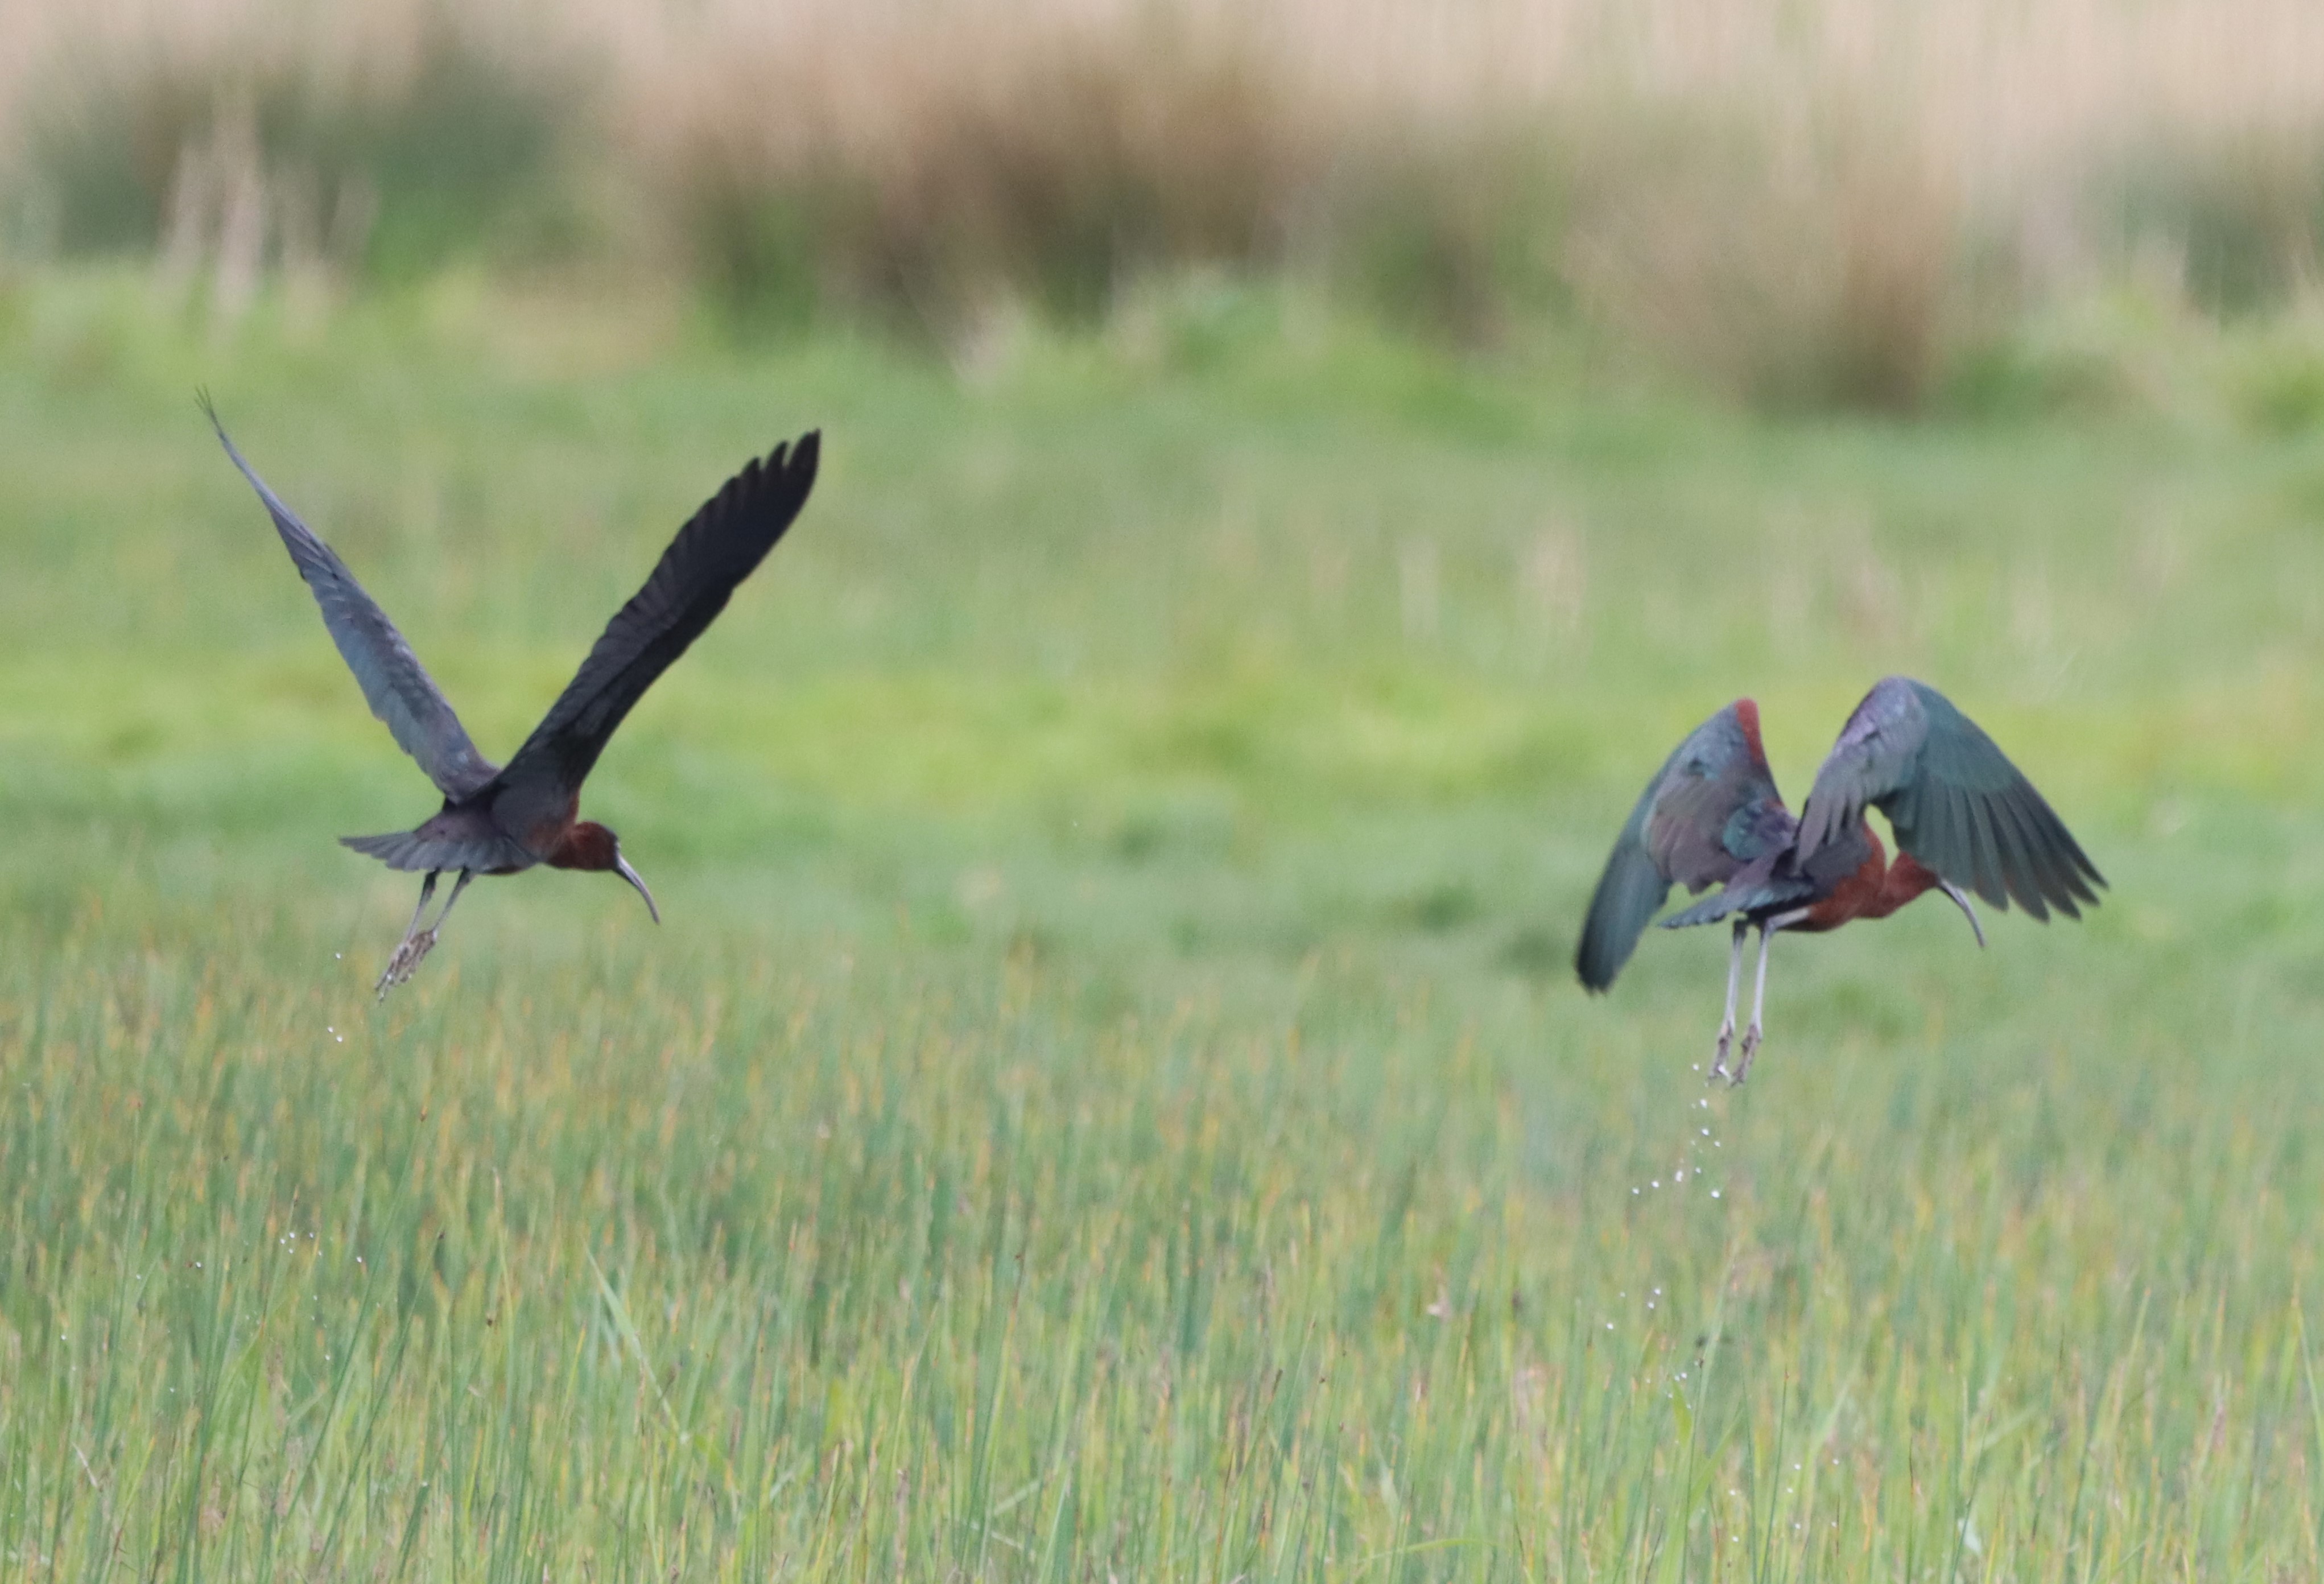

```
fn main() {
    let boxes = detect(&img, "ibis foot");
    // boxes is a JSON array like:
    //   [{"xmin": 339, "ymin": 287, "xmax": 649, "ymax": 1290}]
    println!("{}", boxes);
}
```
[
  {"xmin": 375, "ymin": 931, "xmax": 437, "ymax": 999},
  {"xmin": 1729, "ymin": 1026, "xmax": 1761, "ymax": 1086},
  {"xmin": 1707, "ymin": 1025, "xmax": 1735, "ymax": 1084}
]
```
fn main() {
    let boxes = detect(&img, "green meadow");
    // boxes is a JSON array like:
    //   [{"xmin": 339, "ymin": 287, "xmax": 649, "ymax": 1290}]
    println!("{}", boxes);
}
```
[{"xmin": 2, "ymin": 269, "xmax": 2323, "ymax": 1577}]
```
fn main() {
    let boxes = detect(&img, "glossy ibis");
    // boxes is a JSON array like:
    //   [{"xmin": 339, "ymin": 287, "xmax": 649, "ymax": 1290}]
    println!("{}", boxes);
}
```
[
  {"xmin": 204, "ymin": 399, "xmax": 820, "ymax": 995},
  {"xmin": 1575, "ymin": 678, "xmax": 2103, "ymax": 1083}
]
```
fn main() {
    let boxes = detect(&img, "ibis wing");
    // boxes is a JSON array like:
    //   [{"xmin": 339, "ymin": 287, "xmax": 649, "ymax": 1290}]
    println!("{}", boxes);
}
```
[
  {"xmin": 1575, "ymin": 702, "xmax": 1795, "ymax": 991},
  {"xmin": 1796, "ymin": 677, "xmax": 2104, "ymax": 919},
  {"xmin": 205, "ymin": 399, "xmax": 500, "ymax": 801},
  {"xmin": 342, "ymin": 828, "xmax": 532, "ymax": 875},
  {"xmin": 498, "ymin": 432, "xmax": 820, "ymax": 801}
]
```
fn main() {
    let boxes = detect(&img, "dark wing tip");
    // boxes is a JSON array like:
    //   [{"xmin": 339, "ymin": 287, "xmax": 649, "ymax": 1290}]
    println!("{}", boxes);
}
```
[
  {"xmin": 1573, "ymin": 844, "xmax": 1671, "ymax": 993},
  {"xmin": 1572, "ymin": 892, "xmax": 1622, "ymax": 992},
  {"xmin": 197, "ymin": 389, "xmax": 233, "ymax": 447},
  {"xmin": 1572, "ymin": 935, "xmax": 1619, "ymax": 994},
  {"xmin": 716, "ymin": 428, "xmax": 821, "ymax": 535},
  {"xmin": 776, "ymin": 429, "xmax": 820, "ymax": 502},
  {"xmin": 757, "ymin": 429, "xmax": 820, "ymax": 496}
]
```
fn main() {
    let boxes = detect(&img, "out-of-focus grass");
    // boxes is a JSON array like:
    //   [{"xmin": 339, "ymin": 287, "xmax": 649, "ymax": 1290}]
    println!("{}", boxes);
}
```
[{"xmin": 2, "ymin": 269, "xmax": 2323, "ymax": 1577}]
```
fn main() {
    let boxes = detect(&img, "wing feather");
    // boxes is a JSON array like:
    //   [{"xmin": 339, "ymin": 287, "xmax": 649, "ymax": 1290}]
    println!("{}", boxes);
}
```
[
  {"xmin": 1920, "ymin": 779, "xmax": 1963, "ymax": 892},
  {"xmin": 1959, "ymin": 783, "xmax": 2006, "ymax": 907},
  {"xmin": 204, "ymin": 399, "xmax": 499, "ymax": 799},
  {"xmin": 1575, "ymin": 702, "xmax": 1794, "ymax": 991},
  {"xmin": 341, "ymin": 830, "xmax": 531, "ymax": 874},
  {"xmin": 1798, "ymin": 677, "xmax": 2104, "ymax": 919},
  {"xmin": 1985, "ymin": 790, "xmax": 2052, "ymax": 921},
  {"xmin": 2016, "ymin": 785, "xmax": 2091, "ymax": 916},
  {"xmin": 498, "ymin": 432, "xmax": 820, "ymax": 799},
  {"xmin": 2013, "ymin": 782, "xmax": 2102, "ymax": 911}
]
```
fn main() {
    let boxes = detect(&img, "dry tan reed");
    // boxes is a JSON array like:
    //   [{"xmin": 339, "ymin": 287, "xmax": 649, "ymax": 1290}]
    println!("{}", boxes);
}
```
[{"xmin": 11, "ymin": 0, "xmax": 2324, "ymax": 399}]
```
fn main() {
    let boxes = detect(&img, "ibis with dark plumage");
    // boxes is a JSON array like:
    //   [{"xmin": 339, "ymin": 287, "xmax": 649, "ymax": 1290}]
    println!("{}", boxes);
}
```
[
  {"xmin": 205, "ymin": 399, "xmax": 821, "ymax": 996},
  {"xmin": 1575, "ymin": 678, "xmax": 2104, "ymax": 1083}
]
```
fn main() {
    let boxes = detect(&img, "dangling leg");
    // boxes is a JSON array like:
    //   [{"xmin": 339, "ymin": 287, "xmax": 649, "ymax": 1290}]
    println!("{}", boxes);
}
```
[
  {"xmin": 1708, "ymin": 918, "xmax": 1747, "ymax": 1082},
  {"xmin": 375, "ymin": 871, "xmax": 439, "ymax": 996},
  {"xmin": 377, "ymin": 869, "xmax": 474, "ymax": 998},
  {"xmin": 1733, "ymin": 915, "xmax": 1797, "ymax": 1085}
]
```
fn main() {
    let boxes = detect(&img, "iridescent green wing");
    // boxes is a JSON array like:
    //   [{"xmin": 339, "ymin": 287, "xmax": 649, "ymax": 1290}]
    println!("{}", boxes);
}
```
[
  {"xmin": 1575, "ymin": 702, "xmax": 1794, "ymax": 990},
  {"xmin": 1796, "ymin": 677, "xmax": 2104, "ymax": 919}
]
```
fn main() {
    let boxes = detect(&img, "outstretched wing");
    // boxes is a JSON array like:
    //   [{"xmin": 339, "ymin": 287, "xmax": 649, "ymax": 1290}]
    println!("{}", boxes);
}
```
[
  {"xmin": 1795, "ymin": 676, "xmax": 2104, "ymax": 920},
  {"xmin": 1575, "ymin": 700, "xmax": 1795, "ymax": 991},
  {"xmin": 204, "ymin": 397, "xmax": 500, "ymax": 800},
  {"xmin": 497, "ymin": 432, "xmax": 820, "ymax": 800}
]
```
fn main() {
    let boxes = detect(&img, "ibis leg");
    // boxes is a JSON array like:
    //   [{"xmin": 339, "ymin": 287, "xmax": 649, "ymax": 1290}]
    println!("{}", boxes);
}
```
[
  {"xmin": 1708, "ymin": 919, "xmax": 1746, "ymax": 1082},
  {"xmin": 375, "ymin": 872, "xmax": 440, "ymax": 996},
  {"xmin": 403, "ymin": 872, "xmax": 440, "ymax": 939},
  {"xmin": 1733, "ymin": 922, "xmax": 1778, "ymax": 1085},
  {"xmin": 376, "ymin": 868, "xmax": 473, "ymax": 999}
]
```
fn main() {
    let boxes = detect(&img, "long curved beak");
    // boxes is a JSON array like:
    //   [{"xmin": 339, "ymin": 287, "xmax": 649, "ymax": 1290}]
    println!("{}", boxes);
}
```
[
  {"xmin": 614, "ymin": 853, "xmax": 661, "ymax": 924},
  {"xmin": 1938, "ymin": 880, "xmax": 1985, "ymax": 948}
]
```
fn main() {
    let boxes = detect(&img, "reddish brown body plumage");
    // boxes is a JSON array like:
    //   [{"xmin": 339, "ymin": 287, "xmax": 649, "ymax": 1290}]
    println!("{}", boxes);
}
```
[{"xmin": 1792, "ymin": 826, "xmax": 1944, "ymax": 933}]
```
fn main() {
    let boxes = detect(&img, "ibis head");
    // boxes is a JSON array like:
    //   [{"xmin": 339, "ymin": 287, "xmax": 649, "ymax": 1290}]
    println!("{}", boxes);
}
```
[{"xmin": 548, "ymin": 821, "xmax": 661, "ymax": 924}]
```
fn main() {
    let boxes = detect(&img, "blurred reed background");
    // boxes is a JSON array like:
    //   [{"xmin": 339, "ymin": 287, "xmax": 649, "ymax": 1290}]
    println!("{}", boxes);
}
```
[{"xmin": 11, "ymin": 0, "xmax": 2324, "ymax": 411}]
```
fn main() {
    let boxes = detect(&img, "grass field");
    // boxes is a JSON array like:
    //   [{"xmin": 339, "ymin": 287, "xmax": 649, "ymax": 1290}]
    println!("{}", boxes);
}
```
[{"xmin": 3, "ymin": 268, "xmax": 2324, "ymax": 1577}]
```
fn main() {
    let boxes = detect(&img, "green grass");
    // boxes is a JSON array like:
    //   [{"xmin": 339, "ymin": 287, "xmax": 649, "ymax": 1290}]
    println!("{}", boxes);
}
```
[{"xmin": 2, "ymin": 267, "xmax": 2323, "ymax": 1578}]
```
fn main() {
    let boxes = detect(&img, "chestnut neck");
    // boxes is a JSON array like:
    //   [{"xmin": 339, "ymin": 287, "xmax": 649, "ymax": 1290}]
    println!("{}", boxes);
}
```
[
  {"xmin": 546, "ymin": 820, "xmax": 620, "ymax": 872},
  {"xmin": 1857, "ymin": 834, "xmax": 1943, "ymax": 922}
]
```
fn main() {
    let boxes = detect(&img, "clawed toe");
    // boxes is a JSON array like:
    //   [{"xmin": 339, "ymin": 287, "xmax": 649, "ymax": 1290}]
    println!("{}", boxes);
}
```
[
  {"xmin": 1729, "ymin": 1026, "xmax": 1761, "ymax": 1086},
  {"xmin": 1707, "ymin": 1026, "xmax": 1733, "ymax": 1084},
  {"xmin": 374, "ymin": 930, "xmax": 437, "ymax": 999}
]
